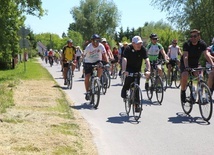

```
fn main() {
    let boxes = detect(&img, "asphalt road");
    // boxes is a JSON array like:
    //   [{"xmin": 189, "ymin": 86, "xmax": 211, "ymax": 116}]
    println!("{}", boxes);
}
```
[{"xmin": 40, "ymin": 59, "xmax": 214, "ymax": 155}]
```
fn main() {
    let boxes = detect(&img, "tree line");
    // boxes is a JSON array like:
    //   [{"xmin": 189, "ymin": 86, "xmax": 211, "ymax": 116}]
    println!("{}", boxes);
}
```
[{"xmin": 0, "ymin": 0, "xmax": 213, "ymax": 69}]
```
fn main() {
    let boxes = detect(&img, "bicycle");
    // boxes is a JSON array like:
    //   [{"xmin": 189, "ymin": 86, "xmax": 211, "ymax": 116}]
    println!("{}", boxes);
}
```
[
  {"xmin": 146, "ymin": 59, "xmax": 164, "ymax": 104},
  {"xmin": 123, "ymin": 72, "xmax": 143, "ymax": 121},
  {"xmin": 88, "ymin": 64, "xmax": 101, "ymax": 109},
  {"xmin": 111, "ymin": 62, "xmax": 118, "ymax": 79},
  {"xmin": 181, "ymin": 67, "xmax": 213, "ymax": 122},
  {"xmin": 66, "ymin": 60, "xmax": 74, "ymax": 89},
  {"xmin": 167, "ymin": 59, "xmax": 181, "ymax": 88}
]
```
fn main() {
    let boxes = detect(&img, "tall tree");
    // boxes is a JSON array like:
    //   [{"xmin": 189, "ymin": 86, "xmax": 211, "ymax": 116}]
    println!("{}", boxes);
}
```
[
  {"xmin": 70, "ymin": 0, "xmax": 121, "ymax": 40},
  {"xmin": 151, "ymin": 0, "xmax": 214, "ymax": 44}
]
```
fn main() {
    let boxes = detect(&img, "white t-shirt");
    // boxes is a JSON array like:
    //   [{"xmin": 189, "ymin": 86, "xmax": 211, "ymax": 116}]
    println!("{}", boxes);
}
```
[
  {"xmin": 84, "ymin": 43, "xmax": 106, "ymax": 63},
  {"xmin": 168, "ymin": 45, "xmax": 179, "ymax": 59},
  {"xmin": 76, "ymin": 49, "xmax": 82, "ymax": 57}
]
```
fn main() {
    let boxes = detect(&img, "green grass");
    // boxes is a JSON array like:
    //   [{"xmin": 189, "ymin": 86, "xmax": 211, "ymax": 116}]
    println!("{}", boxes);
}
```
[{"xmin": 0, "ymin": 57, "xmax": 53, "ymax": 113}]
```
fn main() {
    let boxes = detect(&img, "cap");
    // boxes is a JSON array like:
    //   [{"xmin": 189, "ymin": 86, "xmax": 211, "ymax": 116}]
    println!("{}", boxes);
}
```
[
  {"xmin": 123, "ymin": 41, "xmax": 128, "ymax": 45},
  {"xmin": 132, "ymin": 36, "xmax": 143, "ymax": 44},
  {"xmin": 101, "ymin": 38, "xmax": 107, "ymax": 42}
]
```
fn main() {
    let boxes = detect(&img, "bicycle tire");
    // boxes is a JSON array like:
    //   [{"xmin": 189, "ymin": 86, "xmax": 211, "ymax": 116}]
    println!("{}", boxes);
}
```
[
  {"xmin": 168, "ymin": 70, "xmax": 173, "ymax": 87},
  {"xmin": 124, "ymin": 89, "xmax": 131, "ymax": 115},
  {"xmin": 181, "ymin": 84, "xmax": 193, "ymax": 114},
  {"xmin": 106, "ymin": 71, "xmax": 111, "ymax": 88},
  {"xmin": 100, "ymin": 74, "xmax": 107, "ymax": 95},
  {"xmin": 120, "ymin": 73, "xmax": 125, "ymax": 86},
  {"xmin": 162, "ymin": 71, "xmax": 167, "ymax": 91},
  {"xmin": 132, "ymin": 84, "xmax": 143, "ymax": 121},
  {"xmin": 67, "ymin": 69, "xmax": 71, "ymax": 89},
  {"xmin": 90, "ymin": 79, "xmax": 100, "ymax": 109},
  {"xmin": 146, "ymin": 78, "xmax": 153, "ymax": 100},
  {"xmin": 174, "ymin": 68, "xmax": 181, "ymax": 88},
  {"xmin": 155, "ymin": 76, "xmax": 164, "ymax": 104},
  {"xmin": 198, "ymin": 82, "xmax": 213, "ymax": 122}
]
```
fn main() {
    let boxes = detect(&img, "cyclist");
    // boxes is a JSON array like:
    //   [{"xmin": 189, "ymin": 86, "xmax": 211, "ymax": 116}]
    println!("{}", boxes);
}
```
[
  {"xmin": 110, "ymin": 47, "xmax": 119, "ymax": 75},
  {"xmin": 48, "ymin": 49, "xmax": 54, "ymax": 65},
  {"xmin": 180, "ymin": 29, "xmax": 214, "ymax": 102},
  {"xmin": 121, "ymin": 36, "xmax": 150, "ymax": 112},
  {"xmin": 75, "ymin": 46, "xmax": 83, "ymax": 71},
  {"xmin": 119, "ymin": 41, "xmax": 128, "ymax": 76},
  {"xmin": 166, "ymin": 39, "xmax": 182, "ymax": 79},
  {"xmin": 101, "ymin": 38, "xmax": 114, "ymax": 62},
  {"xmin": 84, "ymin": 34, "xmax": 109, "ymax": 100},
  {"xmin": 206, "ymin": 38, "xmax": 214, "ymax": 94},
  {"xmin": 145, "ymin": 34, "xmax": 169, "ymax": 90},
  {"xmin": 62, "ymin": 39, "xmax": 76, "ymax": 85}
]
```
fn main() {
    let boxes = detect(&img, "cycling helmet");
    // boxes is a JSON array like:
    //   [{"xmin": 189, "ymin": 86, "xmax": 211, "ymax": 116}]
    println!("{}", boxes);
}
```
[
  {"xmin": 91, "ymin": 34, "xmax": 100, "ymax": 40},
  {"xmin": 67, "ymin": 39, "xmax": 73, "ymax": 43},
  {"xmin": 149, "ymin": 33, "xmax": 158, "ymax": 39}
]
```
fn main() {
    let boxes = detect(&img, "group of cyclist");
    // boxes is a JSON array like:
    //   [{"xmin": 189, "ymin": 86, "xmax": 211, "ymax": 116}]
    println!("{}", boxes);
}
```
[{"xmin": 53, "ymin": 29, "xmax": 214, "ymax": 113}]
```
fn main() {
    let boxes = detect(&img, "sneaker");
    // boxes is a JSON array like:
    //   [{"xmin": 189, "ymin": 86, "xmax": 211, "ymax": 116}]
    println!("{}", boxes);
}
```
[
  {"xmin": 82, "ymin": 74, "xmax": 85, "ymax": 78},
  {"xmin": 145, "ymin": 82, "xmax": 149, "ymax": 90},
  {"xmin": 85, "ymin": 92, "xmax": 90, "ymax": 101},
  {"xmin": 181, "ymin": 91, "xmax": 186, "ymax": 103}
]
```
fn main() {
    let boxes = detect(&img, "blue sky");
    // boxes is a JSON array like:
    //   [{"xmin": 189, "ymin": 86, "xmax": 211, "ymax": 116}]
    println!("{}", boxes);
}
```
[{"xmin": 25, "ymin": 0, "xmax": 168, "ymax": 36}]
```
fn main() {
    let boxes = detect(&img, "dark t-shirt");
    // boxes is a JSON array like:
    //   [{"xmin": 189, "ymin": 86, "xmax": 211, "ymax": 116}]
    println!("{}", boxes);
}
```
[
  {"xmin": 123, "ymin": 44, "xmax": 148, "ymax": 72},
  {"xmin": 181, "ymin": 39, "xmax": 207, "ymax": 67}
]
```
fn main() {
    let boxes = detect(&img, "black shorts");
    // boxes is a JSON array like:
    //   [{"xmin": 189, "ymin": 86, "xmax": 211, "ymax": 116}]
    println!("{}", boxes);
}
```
[
  {"xmin": 63, "ymin": 63, "xmax": 69, "ymax": 67},
  {"xmin": 167, "ymin": 59, "xmax": 177, "ymax": 68},
  {"xmin": 84, "ymin": 61, "xmax": 101, "ymax": 75}
]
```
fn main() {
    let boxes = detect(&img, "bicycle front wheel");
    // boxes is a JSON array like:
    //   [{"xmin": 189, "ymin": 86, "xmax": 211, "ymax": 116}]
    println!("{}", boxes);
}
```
[
  {"xmin": 155, "ymin": 76, "xmax": 164, "ymax": 104},
  {"xmin": 162, "ymin": 71, "xmax": 167, "ymax": 91},
  {"xmin": 198, "ymin": 82, "xmax": 213, "ymax": 122},
  {"xmin": 67, "ymin": 69, "xmax": 72, "ymax": 89},
  {"xmin": 91, "ymin": 79, "xmax": 101, "ymax": 109},
  {"xmin": 100, "ymin": 74, "xmax": 107, "ymax": 95},
  {"xmin": 132, "ymin": 85, "xmax": 143, "ymax": 121}
]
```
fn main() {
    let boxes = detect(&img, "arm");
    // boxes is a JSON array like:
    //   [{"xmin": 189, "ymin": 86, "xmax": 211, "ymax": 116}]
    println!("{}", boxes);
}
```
[
  {"xmin": 178, "ymin": 47, "xmax": 182, "ymax": 56},
  {"xmin": 160, "ymin": 48, "xmax": 169, "ymax": 60},
  {"xmin": 122, "ymin": 57, "xmax": 127, "ymax": 71},
  {"xmin": 183, "ymin": 51, "xmax": 189, "ymax": 68},
  {"xmin": 144, "ymin": 58, "xmax": 151, "ymax": 72},
  {"xmin": 204, "ymin": 50, "xmax": 214, "ymax": 66}
]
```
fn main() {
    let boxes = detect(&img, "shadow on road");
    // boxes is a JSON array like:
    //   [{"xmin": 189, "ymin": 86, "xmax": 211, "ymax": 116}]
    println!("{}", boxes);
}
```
[
  {"xmin": 168, "ymin": 112, "xmax": 210, "ymax": 125},
  {"xmin": 106, "ymin": 112, "xmax": 141, "ymax": 124},
  {"xmin": 70, "ymin": 102, "xmax": 97, "ymax": 110},
  {"xmin": 111, "ymin": 83, "xmax": 122, "ymax": 87}
]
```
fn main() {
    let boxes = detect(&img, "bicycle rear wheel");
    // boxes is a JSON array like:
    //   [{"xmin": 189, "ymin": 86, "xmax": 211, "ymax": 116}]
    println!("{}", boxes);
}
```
[
  {"xmin": 174, "ymin": 68, "xmax": 181, "ymax": 88},
  {"xmin": 198, "ymin": 82, "xmax": 213, "ymax": 122},
  {"xmin": 146, "ymin": 78, "xmax": 153, "ymax": 100},
  {"xmin": 132, "ymin": 85, "xmax": 143, "ymax": 121},
  {"xmin": 90, "ymin": 79, "xmax": 100, "ymax": 109},
  {"xmin": 168, "ymin": 71, "xmax": 173, "ymax": 87},
  {"xmin": 120, "ymin": 73, "xmax": 125, "ymax": 86},
  {"xmin": 155, "ymin": 76, "xmax": 164, "ymax": 104},
  {"xmin": 181, "ymin": 85, "xmax": 193, "ymax": 114},
  {"xmin": 100, "ymin": 74, "xmax": 107, "ymax": 95}
]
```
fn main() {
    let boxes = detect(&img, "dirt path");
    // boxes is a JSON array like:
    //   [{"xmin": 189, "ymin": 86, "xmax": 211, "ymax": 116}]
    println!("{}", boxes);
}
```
[{"xmin": 0, "ymin": 80, "xmax": 97, "ymax": 155}]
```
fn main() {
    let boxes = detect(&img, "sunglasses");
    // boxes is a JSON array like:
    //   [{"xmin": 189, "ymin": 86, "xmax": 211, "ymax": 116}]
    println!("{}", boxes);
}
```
[
  {"xmin": 190, "ymin": 35, "xmax": 198, "ymax": 38},
  {"xmin": 152, "ymin": 38, "xmax": 158, "ymax": 40},
  {"xmin": 94, "ymin": 40, "xmax": 100, "ymax": 43},
  {"xmin": 172, "ymin": 42, "xmax": 177, "ymax": 44}
]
